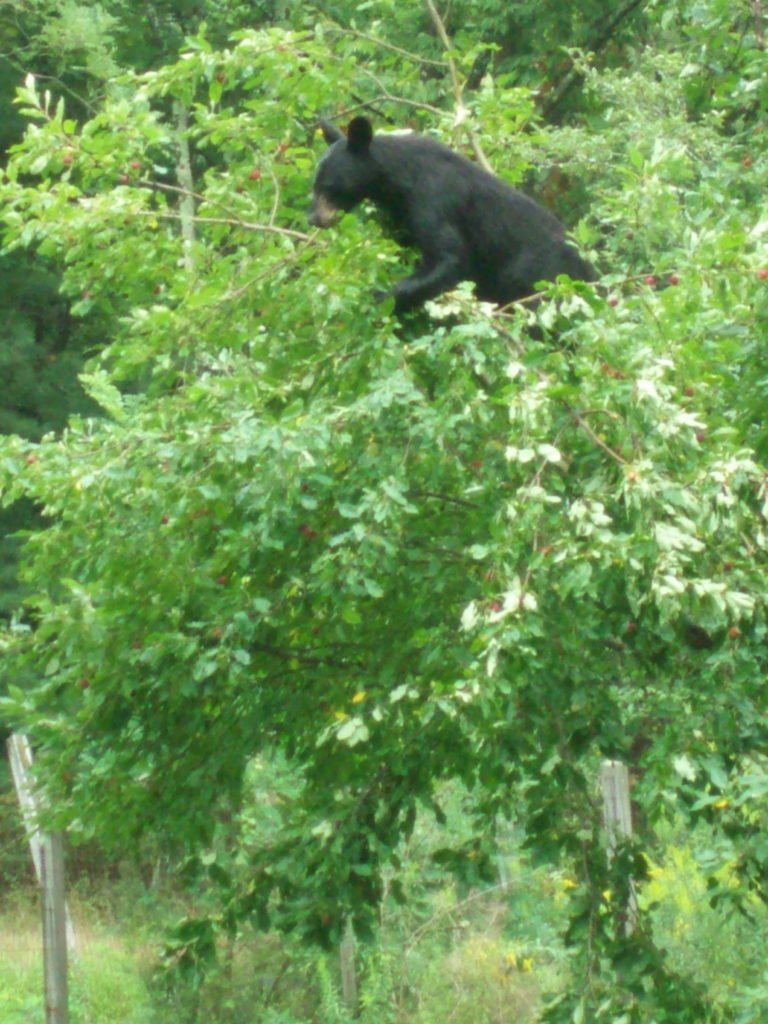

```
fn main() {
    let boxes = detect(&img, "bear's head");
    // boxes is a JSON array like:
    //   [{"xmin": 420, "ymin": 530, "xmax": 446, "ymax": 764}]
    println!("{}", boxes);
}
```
[{"xmin": 309, "ymin": 117, "xmax": 378, "ymax": 228}]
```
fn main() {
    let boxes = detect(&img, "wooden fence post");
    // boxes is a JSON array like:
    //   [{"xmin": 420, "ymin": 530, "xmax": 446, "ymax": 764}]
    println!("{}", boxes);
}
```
[
  {"xmin": 8, "ymin": 733, "xmax": 74, "ymax": 1024},
  {"xmin": 600, "ymin": 759, "xmax": 637, "ymax": 935},
  {"xmin": 339, "ymin": 918, "xmax": 359, "ymax": 1016},
  {"xmin": 40, "ymin": 834, "xmax": 69, "ymax": 1024},
  {"xmin": 7, "ymin": 734, "xmax": 76, "ymax": 952}
]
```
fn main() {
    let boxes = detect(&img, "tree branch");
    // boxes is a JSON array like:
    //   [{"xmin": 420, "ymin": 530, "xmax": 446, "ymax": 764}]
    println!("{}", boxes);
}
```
[
  {"xmin": 422, "ymin": 0, "xmax": 494, "ymax": 173},
  {"xmin": 132, "ymin": 209, "xmax": 311, "ymax": 241},
  {"xmin": 173, "ymin": 101, "xmax": 196, "ymax": 274},
  {"xmin": 542, "ymin": 0, "xmax": 649, "ymax": 120},
  {"xmin": 328, "ymin": 26, "xmax": 448, "ymax": 68},
  {"xmin": 568, "ymin": 407, "xmax": 628, "ymax": 465}
]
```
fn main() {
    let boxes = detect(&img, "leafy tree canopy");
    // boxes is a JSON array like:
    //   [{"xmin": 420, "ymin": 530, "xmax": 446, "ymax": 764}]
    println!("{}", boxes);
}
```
[{"xmin": 1, "ymin": 4, "xmax": 768, "ymax": 1019}]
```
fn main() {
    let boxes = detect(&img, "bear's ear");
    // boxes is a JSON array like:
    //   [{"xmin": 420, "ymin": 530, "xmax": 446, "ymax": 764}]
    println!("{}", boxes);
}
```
[
  {"xmin": 319, "ymin": 120, "xmax": 344, "ymax": 146},
  {"xmin": 346, "ymin": 116, "xmax": 373, "ymax": 154}
]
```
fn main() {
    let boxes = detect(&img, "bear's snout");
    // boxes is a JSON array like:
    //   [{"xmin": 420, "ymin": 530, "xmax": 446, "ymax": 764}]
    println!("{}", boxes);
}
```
[{"xmin": 308, "ymin": 193, "xmax": 339, "ymax": 228}]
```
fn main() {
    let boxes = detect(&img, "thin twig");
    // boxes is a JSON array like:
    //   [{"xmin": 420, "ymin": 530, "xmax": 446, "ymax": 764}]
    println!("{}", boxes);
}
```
[
  {"xmin": 406, "ymin": 881, "xmax": 512, "ymax": 951},
  {"xmin": 329, "ymin": 26, "xmax": 448, "ymax": 68},
  {"xmin": 409, "ymin": 489, "xmax": 479, "ymax": 509},
  {"xmin": 422, "ymin": 0, "xmax": 494, "ymax": 173},
  {"xmin": 568, "ymin": 407, "xmax": 628, "ymax": 465},
  {"xmin": 357, "ymin": 67, "xmax": 444, "ymax": 116},
  {"xmin": 132, "ymin": 209, "xmax": 311, "ymax": 241}
]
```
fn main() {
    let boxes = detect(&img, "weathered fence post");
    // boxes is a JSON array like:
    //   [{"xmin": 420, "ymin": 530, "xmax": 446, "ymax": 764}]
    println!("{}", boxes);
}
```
[
  {"xmin": 339, "ymin": 918, "xmax": 359, "ymax": 1016},
  {"xmin": 40, "ymin": 834, "xmax": 69, "ymax": 1024},
  {"xmin": 600, "ymin": 759, "xmax": 637, "ymax": 935},
  {"xmin": 8, "ymin": 733, "xmax": 73, "ymax": 1024}
]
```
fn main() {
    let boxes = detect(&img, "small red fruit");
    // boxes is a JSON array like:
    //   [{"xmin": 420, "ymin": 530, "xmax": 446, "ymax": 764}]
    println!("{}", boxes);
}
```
[
  {"xmin": 742, "ymin": 156, "xmax": 752, "ymax": 168},
  {"xmin": 758, "ymin": 268, "xmax": 768, "ymax": 280},
  {"xmin": 161, "ymin": 515, "xmax": 169, "ymax": 525},
  {"xmin": 118, "ymin": 174, "xmax": 130, "ymax": 184},
  {"xmin": 728, "ymin": 626, "xmax": 741, "ymax": 639},
  {"xmin": 490, "ymin": 600, "xmax": 503, "ymax": 613},
  {"xmin": 644, "ymin": 275, "xmax": 657, "ymax": 286},
  {"xmin": 25, "ymin": 454, "xmax": 37, "ymax": 465},
  {"xmin": 216, "ymin": 574, "xmax": 229, "ymax": 585},
  {"xmin": 683, "ymin": 385, "xmax": 695, "ymax": 397},
  {"xmin": 668, "ymin": 274, "xmax": 680, "ymax": 285},
  {"xmin": 62, "ymin": 152, "xmax": 74, "ymax": 165},
  {"xmin": 695, "ymin": 429, "xmax": 706, "ymax": 443},
  {"xmin": 79, "ymin": 677, "xmax": 90, "ymax": 690},
  {"xmin": 277, "ymin": 141, "xmax": 288, "ymax": 153},
  {"xmin": 608, "ymin": 296, "xmax": 619, "ymax": 307},
  {"xmin": 130, "ymin": 160, "xmax": 142, "ymax": 170},
  {"xmin": 249, "ymin": 168, "xmax": 262, "ymax": 181},
  {"xmin": 723, "ymin": 561, "xmax": 734, "ymax": 572}
]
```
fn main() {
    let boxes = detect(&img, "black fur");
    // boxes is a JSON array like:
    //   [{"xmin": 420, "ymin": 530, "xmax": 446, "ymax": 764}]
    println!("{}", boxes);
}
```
[{"xmin": 309, "ymin": 116, "xmax": 594, "ymax": 315}]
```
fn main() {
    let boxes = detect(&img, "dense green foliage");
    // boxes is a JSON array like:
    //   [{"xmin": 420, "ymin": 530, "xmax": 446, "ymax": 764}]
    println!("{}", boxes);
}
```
[{"xmin": 1, "ymin": 1, "xmax": 768, "ymax": 1020}]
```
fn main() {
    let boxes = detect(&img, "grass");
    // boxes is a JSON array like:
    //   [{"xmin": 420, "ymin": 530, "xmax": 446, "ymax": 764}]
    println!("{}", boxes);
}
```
[{"xmin": 0, "ymin": 897, "xmax": 156, "ymax": 1024}]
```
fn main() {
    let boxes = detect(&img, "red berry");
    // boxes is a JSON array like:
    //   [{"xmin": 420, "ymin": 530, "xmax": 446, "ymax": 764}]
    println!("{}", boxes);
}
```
[
  {"xmin": 249, "ymin": 168, "xmax": 262, "ymax": 181},
  {"xmin": 161, "ymin": 515, "xmax": 169, "ymax": 525},
  {"xmin": 728, "ymin": 626, "xmax": 741, "ymax": 639},
  {"xmin": 644, "ymin": 275, "xmax": 657, "ymax": 286},
  {"xmin": 118, "ymin": 174, "xmax": 130, "ymax": 184},
  {"xmin": 25, "ymin": 454, "xmax": 37, "ymax": 465},
  {"xmin": 278, "ymin": 141, "xmax": 288, "ymax": 153},
  {"xmin": 695, "ymin": 430, "xmax": 706, "ymax": 443},
  {"xmin": 723, "ymin": 561, "xmax": 734, "ymax": 572},
  {"xmin": 683, "ymin": 385, "xmax": 695, "ymax": 397},
  {"xmin": 130, "ymin": 160, "xmax": 142, "ymax": 170},
  {"xmin": 490, "ymin": 600, "xmax": 503, "ymax": 613},
  {"xmin": 79, "ymin": 677, "xmax": 90, "ymax": 690},
  {"xmin": 62, "ymin": 152, "xmax": 74, "ymax": 165},
  {"xmin": 608, "ymin": 296, "xmax": 619, "ymax": 307},
  {"xmin": 668, "ymin": 274, "xmax": 680, "ymax": 285},
  {"xmin": 758, "ymin": 268, "xmax": 768, "ymax": 280},
  {"xmin": 742, "ymin": 156, "xmax": 752, "ymax": 168},
  {"xmin": 216, "ymin": 574, "xmax": 229, "ymax": 585}
]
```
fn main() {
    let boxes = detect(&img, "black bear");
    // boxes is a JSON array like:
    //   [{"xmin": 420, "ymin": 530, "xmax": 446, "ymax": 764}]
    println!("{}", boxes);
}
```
[{"xmin": 309, "ymin": 116, "xmax": 594, "ymax": 315}]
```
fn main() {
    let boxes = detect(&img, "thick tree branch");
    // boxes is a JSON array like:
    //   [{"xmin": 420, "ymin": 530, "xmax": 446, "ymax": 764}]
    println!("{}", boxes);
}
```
[{"xmin": 542, "ymin": 0, "xmax": 650, "ymax": 119}]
